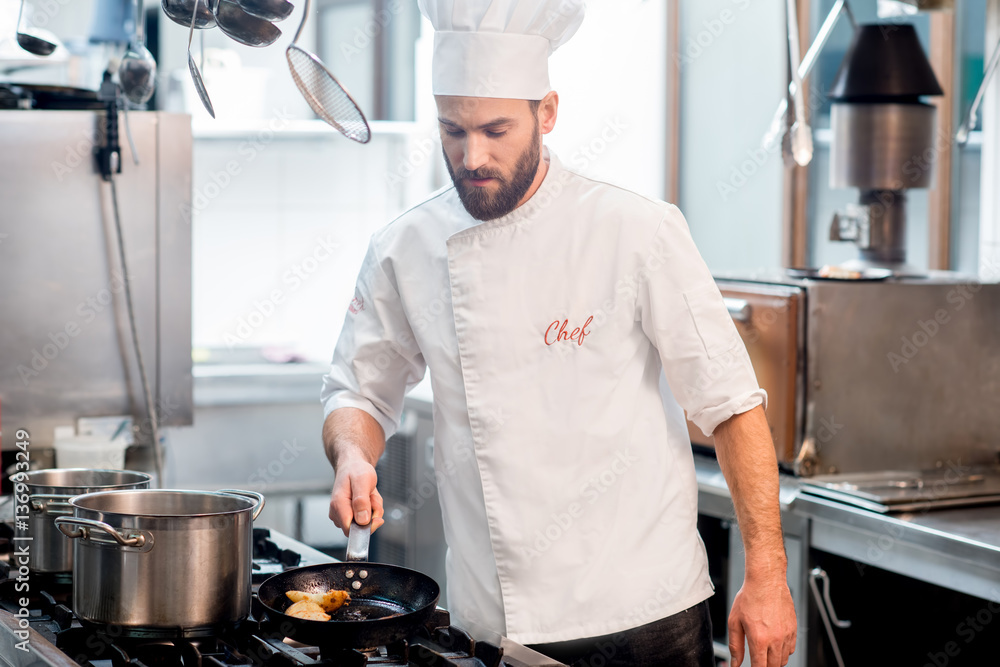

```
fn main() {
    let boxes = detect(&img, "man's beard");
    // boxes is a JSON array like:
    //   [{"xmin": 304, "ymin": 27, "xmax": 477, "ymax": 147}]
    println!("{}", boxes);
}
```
[{"xmin": 444, "ymin": 130, "xmax": 541, "ymax": 222}]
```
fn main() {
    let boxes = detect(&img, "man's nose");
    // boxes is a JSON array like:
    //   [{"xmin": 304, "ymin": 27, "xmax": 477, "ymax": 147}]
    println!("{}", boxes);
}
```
[{"xmin": 463, "ymin": 134, "xmax": 489, "ymax": 172}]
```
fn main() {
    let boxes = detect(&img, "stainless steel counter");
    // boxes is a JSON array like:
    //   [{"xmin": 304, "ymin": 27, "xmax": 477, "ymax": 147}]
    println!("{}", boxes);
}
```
[
  {"xmin": 694, "ymin": 453, "xmax": 1000, "ymax": 603},
  {"xmin": 798, "ymin": 493, "xmax": 1000, "ymax": 604}
]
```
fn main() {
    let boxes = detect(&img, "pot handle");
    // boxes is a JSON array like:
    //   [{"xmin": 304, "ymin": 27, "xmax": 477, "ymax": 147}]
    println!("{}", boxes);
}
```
[
  {"xmin": 217, "ymin": 489, "xmax": 265, "ymax": 520},
  {"xmin": 29, "ymin": 494, "xmax": 75, "ymax": 515},
  {"xmin": 54, "ymin": 516, "xmax": 147, "ymax": 548}
]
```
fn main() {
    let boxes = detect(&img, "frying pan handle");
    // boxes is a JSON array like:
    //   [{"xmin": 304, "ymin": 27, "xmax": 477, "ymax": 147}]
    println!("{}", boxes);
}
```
[
  {"xmin": 346, "ymin": 521, "xmax": 371, "ymax": 562},
  {"xmin": 217, "ymin": 489, "xmax": 266, "ymax": 520}
]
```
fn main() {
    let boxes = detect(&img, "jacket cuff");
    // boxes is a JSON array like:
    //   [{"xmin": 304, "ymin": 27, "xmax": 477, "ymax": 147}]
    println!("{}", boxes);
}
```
[
  {"xmin": 692, "ymin": 388, "xmax": 768, "ymax": 438},
  {"xmin": 323, "ymin": 393, "xmax": 399, "ymax": 440}
]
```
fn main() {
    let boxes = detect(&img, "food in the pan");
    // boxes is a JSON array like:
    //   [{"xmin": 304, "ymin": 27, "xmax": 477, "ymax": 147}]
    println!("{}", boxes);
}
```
[
  {"xmin": 285, "ymin": 600, "xmax": 331, "ymax": 621},
  {"xmin": 285, "ymin": 589, "xmax": 351, "ymax": 614}
]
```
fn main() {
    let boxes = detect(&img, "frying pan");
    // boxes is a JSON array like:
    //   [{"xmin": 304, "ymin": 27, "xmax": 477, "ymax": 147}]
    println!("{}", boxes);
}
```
[{"xmin": 256, "ymin": 522, "xmax": 440, "ymax": 648}]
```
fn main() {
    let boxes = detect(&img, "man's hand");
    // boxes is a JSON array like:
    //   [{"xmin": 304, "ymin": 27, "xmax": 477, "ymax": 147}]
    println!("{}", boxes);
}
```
[
  {"xmin": 328, "ymin": 455, "xmax": 385, "ymax": 536},
  {"xmin": 728, "ymin": 571, "xmax": 797, "ymax": 667},
  {"xmin": 323, "ymin": 407, "xmax": 388, "ymax": 536},
  {"xmin": 713, "ymin": 405, "xmax": 797, "ymax": 667}
]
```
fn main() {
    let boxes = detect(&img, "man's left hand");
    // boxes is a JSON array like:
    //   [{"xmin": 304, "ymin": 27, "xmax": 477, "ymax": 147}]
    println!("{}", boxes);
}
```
[{"xmin": 727, "ymin": 571, "xmax": 796, "ymax": 667}]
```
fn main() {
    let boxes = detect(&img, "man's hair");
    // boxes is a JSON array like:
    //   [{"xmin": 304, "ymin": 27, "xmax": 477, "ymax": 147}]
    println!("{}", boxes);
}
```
[{"xmin": 528, "ymin": 99, "xmax": 541, "ymax": 115}]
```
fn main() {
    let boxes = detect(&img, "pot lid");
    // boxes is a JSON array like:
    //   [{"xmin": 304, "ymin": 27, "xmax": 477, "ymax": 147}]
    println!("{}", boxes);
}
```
[{"xmin": 829, "ymin": 24, "xmax": 943, "ymax": 101}]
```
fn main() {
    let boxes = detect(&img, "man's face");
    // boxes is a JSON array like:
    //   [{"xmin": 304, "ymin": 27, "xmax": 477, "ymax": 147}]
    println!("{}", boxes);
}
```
[{"xmin": 436, "ymin": 96, "xmax": 542, "ymax": 221}]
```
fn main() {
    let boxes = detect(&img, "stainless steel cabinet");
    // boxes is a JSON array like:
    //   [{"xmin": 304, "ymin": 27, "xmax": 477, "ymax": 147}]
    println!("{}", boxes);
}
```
[{"xmin": 0, "ymin": 111, "xmax": 193, "ymax": 451}]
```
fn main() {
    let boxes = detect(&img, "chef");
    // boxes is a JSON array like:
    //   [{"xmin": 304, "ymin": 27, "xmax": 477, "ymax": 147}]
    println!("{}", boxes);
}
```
[{"xmin": 320, "ymin": 1, "xmax": 796, "ymax": 665}]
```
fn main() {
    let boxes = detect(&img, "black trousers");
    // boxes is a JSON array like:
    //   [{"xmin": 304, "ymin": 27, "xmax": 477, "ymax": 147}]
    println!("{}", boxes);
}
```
[{"xmin": 527, "ymin": 600, "xmax": 715, "ymax": 667}]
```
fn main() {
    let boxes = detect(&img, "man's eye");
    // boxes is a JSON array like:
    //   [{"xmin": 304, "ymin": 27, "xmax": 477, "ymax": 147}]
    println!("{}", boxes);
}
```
[
  {"xmin": 444, "ymin": 129, "xmax": 465, "ymax": 137},
  {"xmin": 486, "ymin": 131, "xmax": 507, "ymax": 138}
]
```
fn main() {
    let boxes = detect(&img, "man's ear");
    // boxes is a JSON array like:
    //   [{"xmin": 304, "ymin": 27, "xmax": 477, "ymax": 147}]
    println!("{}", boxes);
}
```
[{"xmin": 538, "ymin": 90, "xmax": 559, "ymax": 135}]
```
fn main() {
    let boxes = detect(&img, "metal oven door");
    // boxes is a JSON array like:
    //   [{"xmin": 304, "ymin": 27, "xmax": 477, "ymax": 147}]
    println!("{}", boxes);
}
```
[{"xmin": 686, "ymin": 281, "xmax": 805, "ymax": 469}]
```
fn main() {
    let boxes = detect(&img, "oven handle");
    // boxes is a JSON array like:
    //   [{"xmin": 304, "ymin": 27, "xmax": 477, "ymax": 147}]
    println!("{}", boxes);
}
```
[
  {"xmin": 809, "ymin": 567, "xmax": 851, "ymax": 667},
  {"xmin": 724, "ymin": 298, "xmax": 752, "ymax": 323}
]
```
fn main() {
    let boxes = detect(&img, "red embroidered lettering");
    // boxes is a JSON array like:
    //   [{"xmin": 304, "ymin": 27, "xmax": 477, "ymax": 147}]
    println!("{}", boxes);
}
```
[
  {"xmin": 577, "ymin": 316, "xmax": 593, "ymax": 346},
  {"xmin": 544, "ymin": 315, "xmax": 594, "ymax": 347},
  {"xmin": 348, "ymin": 295, "xmax": 365, "ymax": 314},
  {"xmin": 544, "ymin": 320, "xmax": 564, "ymax": 345}
]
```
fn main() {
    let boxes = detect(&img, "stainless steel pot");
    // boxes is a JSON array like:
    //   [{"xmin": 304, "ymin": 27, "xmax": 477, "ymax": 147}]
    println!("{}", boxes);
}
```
[
  {"xmin": 16, "ymin": 469, "xmax": 152, "ymax": 574},
  {"xmin": 55, "ymin": 488, "xmax": 264, "ymax": 637}
]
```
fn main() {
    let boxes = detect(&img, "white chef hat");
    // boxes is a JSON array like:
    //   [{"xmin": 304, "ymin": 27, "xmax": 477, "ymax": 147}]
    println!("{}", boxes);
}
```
[{"xmin": 417, "ymin": 0, "xmax": 586, "ymax": 100}]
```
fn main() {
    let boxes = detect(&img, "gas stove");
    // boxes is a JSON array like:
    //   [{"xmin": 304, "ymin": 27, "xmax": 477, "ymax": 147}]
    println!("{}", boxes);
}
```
[{"xmin": 0, "ymin": 526, "xmax": 558, "ymax": 667}]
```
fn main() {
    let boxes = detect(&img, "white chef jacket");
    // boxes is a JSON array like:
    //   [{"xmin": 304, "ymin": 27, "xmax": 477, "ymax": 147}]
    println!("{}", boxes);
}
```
[{"xmin": 321, "ymin": 149, "xmax": 766, "ymax": 645}]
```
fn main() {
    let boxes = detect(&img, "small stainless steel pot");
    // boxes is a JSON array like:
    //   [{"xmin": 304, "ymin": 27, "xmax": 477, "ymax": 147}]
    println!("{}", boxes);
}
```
[
  {"xmin": 55, "ymin": 488, "xmax": 264, "ymax": 637},
  {"xmin": 15, "ymin": 469, "xmax": 152, "ymax": 574}
]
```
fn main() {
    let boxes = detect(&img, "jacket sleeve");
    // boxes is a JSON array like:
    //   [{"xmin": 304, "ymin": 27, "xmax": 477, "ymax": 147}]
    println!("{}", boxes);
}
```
[
  {"xmin": 321, "ymin": 239, "xmax": 427, "ymax": 440},
  {"xmin": 636, "ymin": 204, "xmax": 766, "ymax": 437}
]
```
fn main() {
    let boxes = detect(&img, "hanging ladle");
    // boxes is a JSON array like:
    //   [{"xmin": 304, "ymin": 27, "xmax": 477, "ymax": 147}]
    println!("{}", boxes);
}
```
[
  {"xmin": 120, "ymin": 0, "xmax": 158, "ymax": 104},
  {"xmin": 15, "ymin": 0, "xmax": 57, "ymax": 56},
  {"xmin": 214, "ymin": 0, "xmax": 281, "ymax": 47},
  {"xmin": 235, "ymin": 0, "xmax": 292, "ymax": 22},
  {"xmin": 161, "ymin": 0, "xmax": 216, "ymax": 29}
]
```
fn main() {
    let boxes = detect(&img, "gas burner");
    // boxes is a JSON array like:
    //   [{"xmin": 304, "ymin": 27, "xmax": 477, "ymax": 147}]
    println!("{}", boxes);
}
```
[
  {"xmin": 0, "ymin": 528, "xmax": 511, "ymax": 667},
  {"xmin": 56, "ymin": 630, "xmax": 230, "ymax": 667},
  {"xmin": 253, "ymin": 606, "xmax": 504, "ymax": 666},
  {"xmin": 252, "ymin": 527, "xmax": 302, "ymax": 585}
]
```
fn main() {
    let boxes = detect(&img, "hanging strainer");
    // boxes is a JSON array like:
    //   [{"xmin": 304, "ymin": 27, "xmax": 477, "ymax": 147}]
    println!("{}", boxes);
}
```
[{"xmin": 287, "ymin": 0, "xmax": 371, "ymax": 143}]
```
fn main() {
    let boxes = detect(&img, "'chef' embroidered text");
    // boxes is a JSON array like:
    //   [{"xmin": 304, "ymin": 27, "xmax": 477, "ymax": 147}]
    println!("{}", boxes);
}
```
[{"xmin": 544, "ymin": 316, "xmax": 594, "ymax": 347}]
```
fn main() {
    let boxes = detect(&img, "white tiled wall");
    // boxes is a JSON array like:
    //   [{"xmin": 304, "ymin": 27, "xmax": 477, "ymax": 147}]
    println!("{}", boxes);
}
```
[
  {"xmin": 190, "ymin": 123, "xmax": 443, "ymax": 362},
  {"xmin": 187, "ymin": 0, "xmax": 672, "ymax": 364}
]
